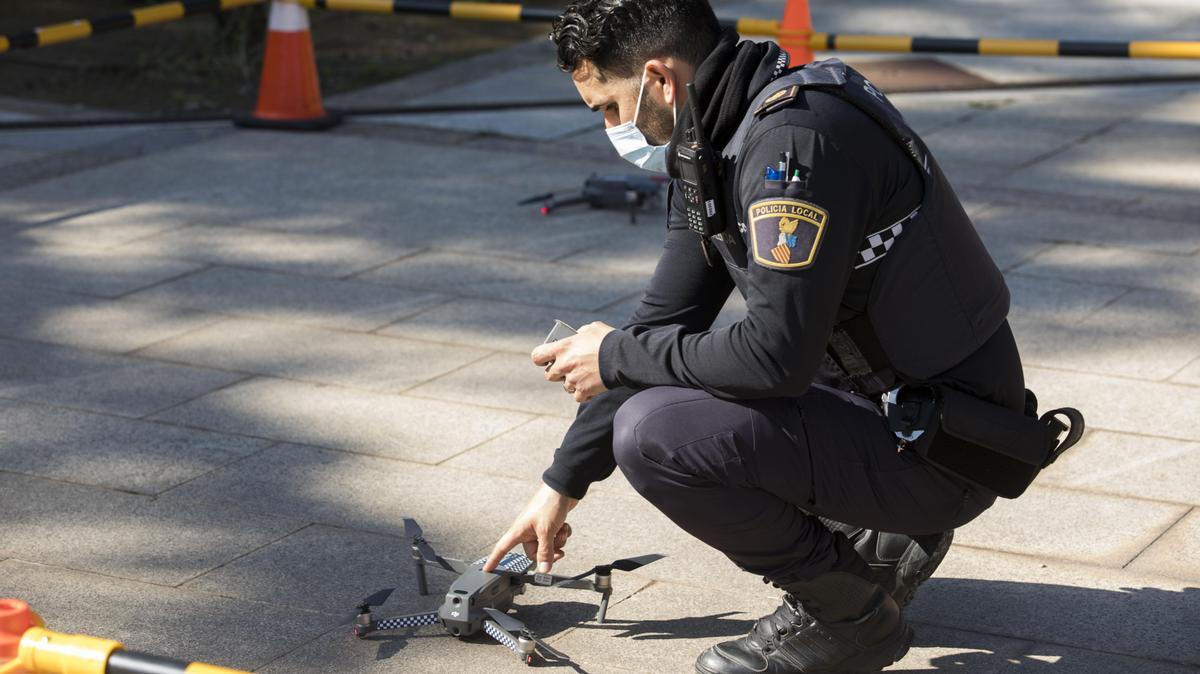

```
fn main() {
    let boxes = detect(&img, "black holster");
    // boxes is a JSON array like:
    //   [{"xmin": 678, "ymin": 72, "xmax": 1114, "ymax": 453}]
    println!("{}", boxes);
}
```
[{"xmin": 885, "ymin": 385, "xmax": 1085, "ymax": 498}]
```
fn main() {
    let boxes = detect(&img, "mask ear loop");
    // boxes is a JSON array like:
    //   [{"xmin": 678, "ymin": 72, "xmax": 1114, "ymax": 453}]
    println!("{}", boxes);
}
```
[
  {"xmin": 634, "ymin": 68, "xmax": 680, "ymax": 138},
  {"xmin": 631, "ymin": 70, "xmax": 648, "ymax": 128}
]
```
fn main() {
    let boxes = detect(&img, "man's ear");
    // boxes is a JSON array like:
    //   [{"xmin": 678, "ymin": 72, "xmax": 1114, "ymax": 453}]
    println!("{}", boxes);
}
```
[{"xmin": 643, "ymin": 59, "xmax": 677, "ymax": 106}]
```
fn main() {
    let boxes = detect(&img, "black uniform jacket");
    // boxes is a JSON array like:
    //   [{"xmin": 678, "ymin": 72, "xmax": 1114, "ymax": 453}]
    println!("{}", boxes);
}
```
[{"xmin": 542, "ymin": 87, "xmax": 1022, "ymax": 500}]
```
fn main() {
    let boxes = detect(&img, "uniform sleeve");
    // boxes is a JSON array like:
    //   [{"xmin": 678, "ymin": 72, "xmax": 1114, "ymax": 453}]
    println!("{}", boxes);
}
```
[
  {"xmin": 541, "ymin": 185, "xmax": 736, "ymax": 499},
  {"xmin": 597, "ymin": 123, "xmax": 872, "ymax": 399}
]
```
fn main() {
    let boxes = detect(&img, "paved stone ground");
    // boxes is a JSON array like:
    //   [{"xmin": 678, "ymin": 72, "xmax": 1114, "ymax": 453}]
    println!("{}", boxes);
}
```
[{"xmin": 1, "ymin": 2, "xmax": 1199, "ymax": 672}]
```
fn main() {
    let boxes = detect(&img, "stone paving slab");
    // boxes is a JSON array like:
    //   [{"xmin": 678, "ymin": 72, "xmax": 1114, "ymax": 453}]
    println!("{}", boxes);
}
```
[
  {"xmin": 0, "ymin": 337, "xmax": 242, "ymax": 418},
  {"xmin": 378, "ymin": 297, "xmax": 605, "ymax": 354},
  {"xmin": 1012, "ymin": 243, "xmax": 1200, "ymax": 295},
  {"xmin": 0, "ymin": 399, "xmax": 270, "ymax": 495},
  {"xmin": 1125, "ymin": 508, "xmax": 1200, "ymax": 583},
  {"xmin": 406, "ymin": 352, "xmax": 582, "ymax": 418},
  {"xmin": 182, "ymin": 524, "xmax": 427, "ymax": 615},
  {"xmin": 157, "ymin": 444, "xmax": 541, "ymax": 551},
  {"xmin": 357, "ymin": 250, "xmax": 648, "ymax": 312},
  {"xmin": 1171, "ymin": 357, "xmax": 1200, "ymax": 386},
  {"xmin": 0, "ymin": 559, "xmax": 337, "ymax": 672},
  {"xmin": 1015, "ymin": 287, "xmax": 1200, "ymax": 381},
  {"xmin": 126, "ymin": 266, "xmax": 449, "ymax": 332},
  {"xmin": 139, "ymin": 318, "xmax": 490, "ymax": 394},
  {"xmin": 0, "ymin": 244, "xmax": 205, "ymax": 297},
  {"xmin": 0, "ymin": 284, "xmax": 224, "ymax": 354},
  {"xmin": 547, "ymin": 580, "xmax": 785, "ymax": 673},
  {"xmin": 1000, "ymin": 118, "xmax": 1200, "ymax": 202},
  {"xmin": 1010, "ymin": 642, "xmax": 1200, "ymax": 674},
  {"xmin": 907, "ymin": 547, "xmax": 1200, "ymax": 666},
  {"xmin": 1039, "ymin": 430, "xmax": 1200, "ymax": 508},
  {"xmin": 114, "ymin": 224, "xmax": 417, "ymax": 279},
  {"xmin": 953, "ymin": 484, "xmax": 1188, "ymax": 567},
  {"xmin": 4, "ymin": 199, "xmax": 201, "ymax": 249},
  {"xmin": 0, "ymin": 472, "xmax": 304, "ymax": 586},
  {"xmin": 1024, "ymin": 366, "xmax": 1200, "ymax": 442},
  {"xmin": 973, "ymin": 202, "xmax": 1200, "ymax": 256},
  {"xmin": 151, "ymin": 379, "xmax": 532, "ymax": 464}
]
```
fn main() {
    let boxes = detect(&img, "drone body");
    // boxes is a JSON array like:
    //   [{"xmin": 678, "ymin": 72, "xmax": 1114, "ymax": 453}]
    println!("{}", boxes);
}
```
[
  {"xmin": 439, "ymin": 567, "xmax": 522, "ymax": 637},
  {"xmin": 349, "ymin": 518, "xmax": 663, "ymax": 665}
]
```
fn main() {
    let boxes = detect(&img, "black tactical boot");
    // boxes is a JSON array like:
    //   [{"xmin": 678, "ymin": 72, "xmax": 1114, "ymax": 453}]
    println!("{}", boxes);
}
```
[
  {"xmin": 695, "ymin": 545, "xmax": 912, "ymax": 674},
  {"xmin": 818, "ymin": 517, "xmax": 954, "ymax": 608}
]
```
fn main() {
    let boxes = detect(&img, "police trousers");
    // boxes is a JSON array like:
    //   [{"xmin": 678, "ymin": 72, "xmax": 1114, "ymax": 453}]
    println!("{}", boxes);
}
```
[{"xmin": 611, "ymin": 384, "xmax": 997, "ymax": 582}]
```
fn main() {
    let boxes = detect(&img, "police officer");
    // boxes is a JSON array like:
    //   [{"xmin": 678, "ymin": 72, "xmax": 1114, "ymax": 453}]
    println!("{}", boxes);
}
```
[{"xmin": 482, "ymin": 0, "xmax": 1058, "ymax": 671}]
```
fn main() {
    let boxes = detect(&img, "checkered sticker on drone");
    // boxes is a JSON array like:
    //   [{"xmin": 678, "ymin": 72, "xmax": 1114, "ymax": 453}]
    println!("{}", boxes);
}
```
[{"xmin": 747, "ymin": 198, "xmax": 828, "ymax": 270}]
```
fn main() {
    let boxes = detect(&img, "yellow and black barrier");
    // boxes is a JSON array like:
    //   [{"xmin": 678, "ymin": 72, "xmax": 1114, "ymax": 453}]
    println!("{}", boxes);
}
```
[
  {"xmin": 0, "ymin": 600, "xmax": 249, "ymax": 674},
  {"xmin": 0, "ymin": 0, "xmax": 265, "ymax": 54},
  {"xmin": 296, "ymin": 0, "xmax": 1200, "ymax": 60},
  {"xmin": 5, "ymin": 0, "xmax": 1200, "ymax": 60}
]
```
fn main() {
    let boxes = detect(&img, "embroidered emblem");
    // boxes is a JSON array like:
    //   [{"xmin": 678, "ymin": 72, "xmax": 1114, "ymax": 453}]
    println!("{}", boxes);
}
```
[
  {"xmin": 748, "ymin": 198, "xmax": 828, "ymax": 269},
  {"xmin": 754, "ymin": 85, "xmax": 800, "ymax": 117}
]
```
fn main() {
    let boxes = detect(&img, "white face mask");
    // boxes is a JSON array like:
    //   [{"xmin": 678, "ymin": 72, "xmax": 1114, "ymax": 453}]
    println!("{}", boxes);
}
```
[{"xmin": 605, "ymin": 71, "xmax": 677, "ymax": 174}]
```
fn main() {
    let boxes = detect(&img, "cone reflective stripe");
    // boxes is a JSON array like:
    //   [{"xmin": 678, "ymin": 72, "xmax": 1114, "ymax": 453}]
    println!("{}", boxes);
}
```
[
  {"xmin": 236, "ymin": 0, "xmax": 340, "ymax": 130},
  {"xmin": 778, "ymin": 0, "xmax": 814, "ymax": 66}
]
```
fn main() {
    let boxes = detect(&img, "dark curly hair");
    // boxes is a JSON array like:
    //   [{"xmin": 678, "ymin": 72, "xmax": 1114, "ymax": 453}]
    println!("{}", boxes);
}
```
[{"xmin": 550, "ymin": 0, "xmax": 722, "ymax": 80}]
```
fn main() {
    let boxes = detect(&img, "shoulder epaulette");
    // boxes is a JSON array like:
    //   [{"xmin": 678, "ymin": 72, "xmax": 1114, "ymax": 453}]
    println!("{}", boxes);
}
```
[{"xmin": 753, "ymin": 84, "xmax": 800, "ymax": 117}]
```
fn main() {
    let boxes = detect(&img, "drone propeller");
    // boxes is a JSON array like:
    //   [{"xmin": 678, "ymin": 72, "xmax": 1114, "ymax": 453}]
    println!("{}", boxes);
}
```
[
  {"xmin": 483, "ymin": 608, "xmax": 570, "ymax": 661},
  {"xmin": 403, "ymin": 518, "xmax": 468, "ymax": 574},
  {"xmin": 552, "ymin": 553, "xmax": 665, "ymax": 586},
  {"xmin": 343, "ymin": 587, "xmax": 396, "ymax": 625}
]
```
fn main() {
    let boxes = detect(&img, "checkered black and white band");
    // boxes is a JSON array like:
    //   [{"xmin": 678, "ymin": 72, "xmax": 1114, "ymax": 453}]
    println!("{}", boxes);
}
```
[
  {"xmin": 375, "ymin": 612, "xmax": 440, "ymax": 631},
  {"xmin": 472, "ymin": 552, "xmax": 534, "ymax": 574},
  {"xmin": 855, "ymin": 206, "xmax": 920, "ymax": 269},
  {"xmin": 484, "ymin": 620, "xmax": 520, "ymax": 655}
]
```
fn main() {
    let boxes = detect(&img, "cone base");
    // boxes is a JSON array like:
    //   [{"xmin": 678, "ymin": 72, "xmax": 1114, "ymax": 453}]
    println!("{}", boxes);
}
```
[{"xmin": 233, "ymin": 109, "xmax": 343, "ymax": 132}]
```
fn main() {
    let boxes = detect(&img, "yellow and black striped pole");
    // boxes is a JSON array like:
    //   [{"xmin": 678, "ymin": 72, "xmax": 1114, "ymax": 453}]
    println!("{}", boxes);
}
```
[
  {"xmin": 5, "ymin": 0, "xmax": 1200, "ymax": 60},
  {"xmin": 296, "ymin": 0, "xmax": 1200, "ymax": 60},
  {"xmin": 5, "ymin": 627, "xmax": 250, "ymax": 674},
  {"xmin": 0, "ymin": 0, "xmax": 265, "ymax": 54}
]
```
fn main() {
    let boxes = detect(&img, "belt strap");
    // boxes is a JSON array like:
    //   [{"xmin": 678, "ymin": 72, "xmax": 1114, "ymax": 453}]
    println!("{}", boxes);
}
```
[{"xmin": 828, "ymin": 313, "xmax": 895, "ymax": 396}]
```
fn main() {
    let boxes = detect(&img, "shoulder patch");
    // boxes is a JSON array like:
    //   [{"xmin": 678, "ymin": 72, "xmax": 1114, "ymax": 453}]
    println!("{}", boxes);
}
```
[
  {"xmin": 747, "ymin": 197, "xmax": 828, "ymax": 270},
  {"xmin": 754, "ymin": 85, "xmax": 800, "ymax": 117}
]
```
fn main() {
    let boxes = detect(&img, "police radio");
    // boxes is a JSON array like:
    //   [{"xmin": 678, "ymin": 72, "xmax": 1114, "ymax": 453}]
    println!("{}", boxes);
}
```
[{"xmin": 675, "ymin": 82, "xmax": 728, "ymax": 238}]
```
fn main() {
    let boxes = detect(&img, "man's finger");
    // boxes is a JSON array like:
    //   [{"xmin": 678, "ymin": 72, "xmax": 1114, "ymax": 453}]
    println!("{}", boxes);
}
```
[
  {"xmin": 483, "ymin": 531, "xmax": 517, "ymax": 572},
  {"xmin": 531, "ymin": 339, "xmax": 568, "ymax": 367},
  {"xmin": 535, "ymin": 529, "xmax": 556, "ymax": 573}
]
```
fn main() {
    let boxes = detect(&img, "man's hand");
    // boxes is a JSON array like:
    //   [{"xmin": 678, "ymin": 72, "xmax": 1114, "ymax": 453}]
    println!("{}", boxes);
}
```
[
  {"xmin": 483, "ymin": 483, "xmax": 579, "ymax": 574},
  {"xmin": 533, "ymin": 321, "xmax": 615, "ymax": 403}
]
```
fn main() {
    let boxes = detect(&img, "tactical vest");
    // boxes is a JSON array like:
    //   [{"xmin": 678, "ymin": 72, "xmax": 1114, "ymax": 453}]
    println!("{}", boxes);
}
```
[{"xmin": 718, "ymin": 59, "xmax": 1010, "ymax": 390}]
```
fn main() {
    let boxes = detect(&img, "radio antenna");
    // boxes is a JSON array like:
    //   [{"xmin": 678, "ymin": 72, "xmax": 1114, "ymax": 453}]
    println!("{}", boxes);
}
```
[{"xmin": 685, "ymin": 82, "xmax": 705, "ymax": 146}]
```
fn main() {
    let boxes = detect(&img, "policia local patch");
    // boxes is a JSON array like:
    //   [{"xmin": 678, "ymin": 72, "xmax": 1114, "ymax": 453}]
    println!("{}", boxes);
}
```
[{"xmin": 747, "ymin": 198, "xmax": 828, "ymax": 269}]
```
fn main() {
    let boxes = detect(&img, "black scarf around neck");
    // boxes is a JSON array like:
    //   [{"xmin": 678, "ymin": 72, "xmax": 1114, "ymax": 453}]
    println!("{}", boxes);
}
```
[{"xmin": 666, "ymin": 29, "xmax": 789, "ymax": 175}]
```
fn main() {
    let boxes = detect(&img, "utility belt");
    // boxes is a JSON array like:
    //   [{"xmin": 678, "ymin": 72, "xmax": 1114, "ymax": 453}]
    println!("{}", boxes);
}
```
[
  {"xmin": 827, "ymin": 315, "xmax": 1084, "ymax": 499},
  {"xmin": 883, "ymin": 384, "xmax": 1084, "ymax": 499}
]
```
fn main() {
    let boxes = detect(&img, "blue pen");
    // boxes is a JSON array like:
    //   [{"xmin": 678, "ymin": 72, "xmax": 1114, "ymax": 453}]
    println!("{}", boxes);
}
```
[{"xmin": 765, "ymin": 166, "xmax": 782, "ymax": 180}]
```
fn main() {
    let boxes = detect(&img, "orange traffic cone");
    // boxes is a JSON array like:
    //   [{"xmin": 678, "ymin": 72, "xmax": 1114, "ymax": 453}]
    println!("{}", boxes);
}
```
[
  {"xmin": 236, "ymin": 0, "xmax": 340, "ymax": 130},
  {"xmin": 779, "ymin": 0, "xmax": 815, "ymax": 67}
]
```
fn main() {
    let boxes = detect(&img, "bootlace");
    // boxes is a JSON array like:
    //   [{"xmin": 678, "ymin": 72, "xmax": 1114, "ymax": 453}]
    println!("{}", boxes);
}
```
[{"xmin": 747, "ymin": 595, "xmax": 810, "ymax": 651}]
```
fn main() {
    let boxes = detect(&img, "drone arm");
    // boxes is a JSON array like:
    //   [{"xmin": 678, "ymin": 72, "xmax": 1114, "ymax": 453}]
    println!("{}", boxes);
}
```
[
  {"xmin": 483, "ymin": 619, "xmax": 534, "ymax": 664},
  {"xmin": 371, "ymin": 611, "xmax": 441, "ymax": 632},
  {"xmin": 521, "ymin": 571, "xmax": 596, "ymax": 591}
]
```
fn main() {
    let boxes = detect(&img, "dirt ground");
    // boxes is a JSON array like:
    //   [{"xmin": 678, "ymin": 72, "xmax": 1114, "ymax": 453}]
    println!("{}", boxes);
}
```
[{"xmin": 0, "ymin": 1, "xmax": 551, "ymax": 114}]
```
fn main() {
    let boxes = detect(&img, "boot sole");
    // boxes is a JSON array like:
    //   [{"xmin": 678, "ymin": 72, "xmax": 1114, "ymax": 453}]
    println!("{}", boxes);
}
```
[
  {"xmin": 893, "ymin": 531, "xmax": 954, "ymax": 608},
  {"xmin": 840, "ymin": 622, "xmax": 915, "ymax": 673},
  {"xmin": 693, "ymin": 624, "xmax": 915, "ymax": 674}
]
